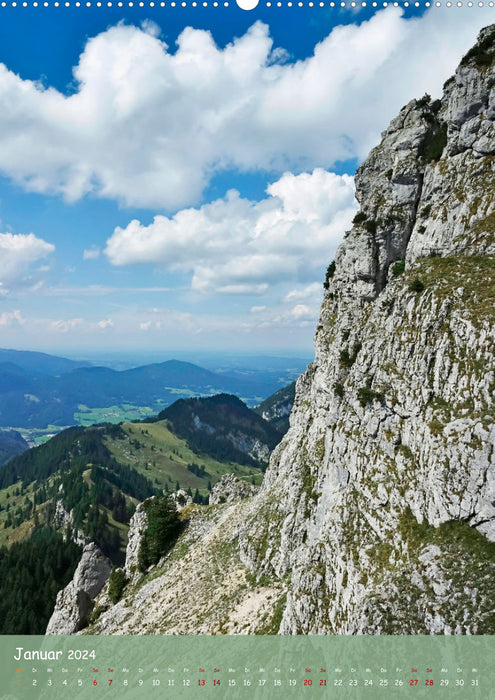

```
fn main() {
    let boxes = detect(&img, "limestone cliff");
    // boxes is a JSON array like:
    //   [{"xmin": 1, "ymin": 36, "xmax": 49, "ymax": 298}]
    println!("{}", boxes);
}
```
[
  {"xmin": 209, "ymin": 473, "xmax": 259, "ymax": 505},
  {"xmin": 46, "ymin": 543, "xmax": 111, "ymax": 634},
  {"xmin": 124, "ymin": 502, "xmax": 148, "ymax": 578},
  {"xmin": 86, "ymin": 26, "xmax": 495, "ymax": 636}
]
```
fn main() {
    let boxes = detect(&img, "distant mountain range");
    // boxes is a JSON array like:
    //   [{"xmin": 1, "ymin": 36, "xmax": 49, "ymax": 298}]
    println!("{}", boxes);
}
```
[
  {"xmin": 0, "ymin": 349, "xmax": 91, "ymax": 375},
  {"xmin": 0, "ymin": 349, "xmax": 305, "ymax": 430}
]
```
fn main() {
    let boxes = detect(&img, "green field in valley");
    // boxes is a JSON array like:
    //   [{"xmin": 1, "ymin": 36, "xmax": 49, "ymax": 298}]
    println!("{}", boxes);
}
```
[{"xmin": 74, "ymin": 404, "xmax": 157, "ymax": 426}]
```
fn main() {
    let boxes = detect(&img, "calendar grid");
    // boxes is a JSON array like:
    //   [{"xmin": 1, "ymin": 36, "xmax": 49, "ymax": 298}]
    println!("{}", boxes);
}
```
[{"xmin": 1, "ymin": 635, "xmax": 492, "ymax": 699}]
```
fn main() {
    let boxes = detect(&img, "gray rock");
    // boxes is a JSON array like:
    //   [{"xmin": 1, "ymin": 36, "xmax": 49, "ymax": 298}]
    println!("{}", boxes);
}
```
[
  {"xmin": 46, "ymin": 543, "xmax": 112, "ymax": 635},
  {"xmin": 236, "ymin": 25, "xmax": 495, "ymax": 635},
  {"xmin": 171, "ymin": 489, "xmax": 193, "ymax": 510},
  {"xmin": 52, "ymin": 498, "xmax": 91, "ymax": 547},
  {"xmin": 209, "ymin": 474, "xmax": 259, "ymax": 505},
  {"xmin": 53, "ymin": 498, "xmax": 72, "ymax": 530},
  {"xmin": 124, "ymin": 502, "xmax": 148, "ymax": 577}
]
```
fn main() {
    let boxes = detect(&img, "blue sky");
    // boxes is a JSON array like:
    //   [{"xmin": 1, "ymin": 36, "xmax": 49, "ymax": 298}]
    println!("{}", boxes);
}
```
[{"xmin": 0, "ymin": 3, "xmax": 492, "ymax": 357}]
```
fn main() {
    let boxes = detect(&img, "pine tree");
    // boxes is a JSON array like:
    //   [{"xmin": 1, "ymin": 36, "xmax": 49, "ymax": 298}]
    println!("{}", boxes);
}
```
[{"xmin": 137, "ymin": 496, "xmax": 182, "ymax": 572}]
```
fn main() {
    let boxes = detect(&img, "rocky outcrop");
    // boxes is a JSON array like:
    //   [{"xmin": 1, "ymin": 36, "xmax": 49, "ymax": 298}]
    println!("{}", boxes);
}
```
[
  {"xmin": 46, "ymin": 543, "xmax": 112, "ymax": 634},
  {"xmin": 124, "ymin": 502, "xmax": 148, "ymax": 577},
  {"xmin": 84, "ymin": 26, "xmax": 495, "ymax": 637},
  {"xmin": 171, "ymin": 489, "xmax": 193, "ymax": 510},
  {"xmin": 53, "ymin": 498, "xmax": 72, "ymax": 530},
  {"xmin": 209, "ymin": 474, "xmax": 259, "ymax": 505},
  {"xmin": 225, "ymin": 433, "xmax": 271, "ymax": 464},
  {"xmin": 52, "ymin": 498, "xmax": 90, "ymax": 547}
]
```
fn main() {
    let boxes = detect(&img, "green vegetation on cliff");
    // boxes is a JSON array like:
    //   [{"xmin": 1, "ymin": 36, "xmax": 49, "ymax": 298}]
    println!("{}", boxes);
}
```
[{"xmin": 138, "ymin": 496, "xmax": 183, "ymax": 572}]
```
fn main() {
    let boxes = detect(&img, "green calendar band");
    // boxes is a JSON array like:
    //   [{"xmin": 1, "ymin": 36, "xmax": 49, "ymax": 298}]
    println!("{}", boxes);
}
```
[{"xmin": 0, "ymin": 635, "xmax": 492, "ymax": 699}]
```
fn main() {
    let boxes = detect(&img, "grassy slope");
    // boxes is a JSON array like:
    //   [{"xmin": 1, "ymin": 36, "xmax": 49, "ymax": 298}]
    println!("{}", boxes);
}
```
[
  {"xmin": 105, "ymin": 420, "xmax": 263, "ymax": 494},
  {"xmin": 419, "ymin": 255, "xmax": 494, "ymax": 318},
  {"xmin": 0, "ymin": 480, "xmax": 39, "ymax": 546}
]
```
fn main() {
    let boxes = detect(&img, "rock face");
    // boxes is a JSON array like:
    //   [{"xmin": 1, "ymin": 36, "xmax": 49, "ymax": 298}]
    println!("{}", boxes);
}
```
[
  {"xmin": 53, "ymin": 497, "xmax": 72, "ymax": 530},
  {"xmin": 209, "ymin": 474, "xmax": 259, "ymax": 505},
  {"xmin": 236, "ymin": 26, "xmax": 495, "ymax": 635},
  {"xmin": 124, "ymin": 502, "xmax": 149, "ymax": 577},
  {"xmin": 53, "ymin": 498, "xmax": 90, "ymax": 547},
  {"xmin": 86, "ymin": 26, "xmax": 495, "ymax": 636},
  {"xmin": 46, "ymin": 543, "xmax": 112, "ymax": 634}
]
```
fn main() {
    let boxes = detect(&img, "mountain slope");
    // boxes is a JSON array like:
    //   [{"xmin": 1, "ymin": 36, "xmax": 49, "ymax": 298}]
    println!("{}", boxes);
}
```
[
  {"xmin": 0, "ymin": 429, "xmax": 28, "ymax": 465},
  {"xmin": 0, "ymin": 423, "xmax": 263, "ymax": 633},
  {"xmin": 154, "ymin": 394, "xmax": 283, "ymax": 469},
  {"xmin": 89, "ymin": 26, "xmax": 495, "ymax": 636},
  {"xmin": 0, "ymin": 399, "xmax": 268, "ymax": 549},
  {"xmin": 254, "ymin": 381, "xmax": 296, "ymax": 434},
  {"xmin": 0, "ymin": 391, "xmax": 278, "ymax": 633}
]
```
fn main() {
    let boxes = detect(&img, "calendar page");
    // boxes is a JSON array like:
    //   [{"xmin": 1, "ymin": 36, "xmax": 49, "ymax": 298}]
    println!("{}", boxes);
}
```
[{"xmin": 0, "ymin": 1, "xmax": 493, "ymax": 699}]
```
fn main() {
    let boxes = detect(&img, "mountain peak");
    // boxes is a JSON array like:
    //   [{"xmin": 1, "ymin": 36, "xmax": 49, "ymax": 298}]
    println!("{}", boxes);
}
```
[{"xmin": 328, "ymin": 35, "xmax": 495, "ymax": 311}]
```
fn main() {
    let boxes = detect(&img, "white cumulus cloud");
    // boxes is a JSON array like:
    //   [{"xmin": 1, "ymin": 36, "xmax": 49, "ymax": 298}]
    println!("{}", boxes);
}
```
[
  {"xmin": 0, "ymin": 232, "xmax": 54, "ymax": 291},
  {"xmin": 0, "ymin": 8, "xmax": 491, "ymax": 208},
  {"xmin": 291, "ymin": 304, "xmax": 313, "ymax": 320},
  {"xmin": 285, "ymin": 282, "xmax": 322, "ymax": 302},
  {"xmin": 105, "ymin": 169, "xmax": 357, "ymax": 294}
]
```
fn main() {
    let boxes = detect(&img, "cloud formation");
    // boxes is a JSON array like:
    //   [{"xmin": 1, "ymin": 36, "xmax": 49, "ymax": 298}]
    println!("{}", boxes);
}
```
[
  {"xmin": 83, "ymin": 247, "xmax": 100, "ymax": 260},
  {"xmin": 105, "ymin": 169, "xmax": 357, "ymax": 294},
  {"xmin": 284, "ymin": 282, "xmax": 322, "ymax": 302},
  {"xmin": 0, "ymin": 232, "xmax": 54, "ymax": 292},
  {"xmin": 97, "ymin": 318, "xmax": 114, "ymax": 329},
  {"xmin": 0, "ymin": 8, "xmax": 491, "ymax": 208},
  {"xmin": 0, "ymin": 310, "xmax": 25, "ymax": 327},
  {"xmin": 3, "ymin": 301, "xmax": 318, "ymax": 353},
  {"xmin": 50, "ymin": 318, "xmax": 83, "ymax": 333}
]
